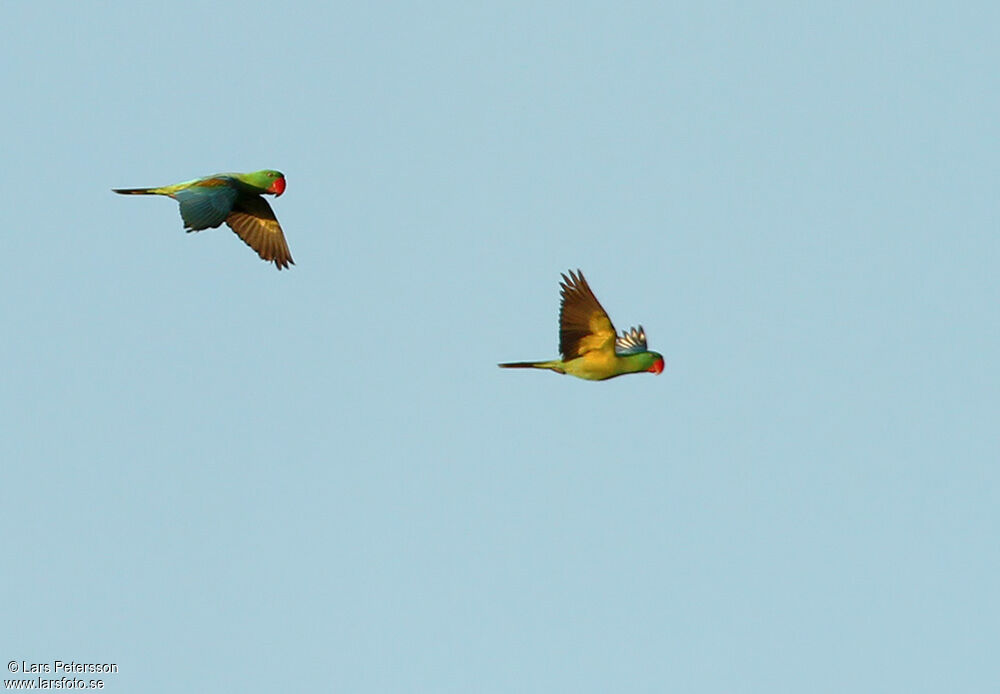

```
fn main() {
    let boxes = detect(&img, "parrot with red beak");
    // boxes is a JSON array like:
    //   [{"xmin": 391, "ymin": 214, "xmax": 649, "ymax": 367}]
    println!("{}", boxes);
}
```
[
  {"xmin": 114, "ymin": 170, "xmax": 293, "ymax": 270},
  {"xmin": 499, "ymin": 269, "xmax": 665, "ymax": 381}
]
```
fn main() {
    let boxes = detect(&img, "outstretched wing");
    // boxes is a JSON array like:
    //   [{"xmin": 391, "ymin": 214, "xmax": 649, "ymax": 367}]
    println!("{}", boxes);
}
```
[
  {"xmin": 173, "ymin": 180, "xmax": 239, "ymax": 231},
  {"xmin": 615, "ymin": 325, "xmax": 647, "ymax": 355},
  {"xmin": 559, "ymin": 269, "xmax": 616, "ymax": 360},
  {"xmin": 225, "ymin": 195, "xmax": 294, "ymax": 270}
]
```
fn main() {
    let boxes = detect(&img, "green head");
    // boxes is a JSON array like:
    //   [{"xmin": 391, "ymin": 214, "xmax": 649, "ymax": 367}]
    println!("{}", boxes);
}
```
[
  {"xmin": 616, "ymin": 350, "xmax": 665, "ymax": 377},
  {"xmin": 244, "ymin": 169, "xmax": 286, "ymax": 196}
]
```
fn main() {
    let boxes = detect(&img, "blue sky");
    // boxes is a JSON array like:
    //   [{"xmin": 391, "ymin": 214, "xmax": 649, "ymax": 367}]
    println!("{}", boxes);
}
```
[{"xmin": 2, "ymin": 2, "xmax": 998, "ymax": 692}]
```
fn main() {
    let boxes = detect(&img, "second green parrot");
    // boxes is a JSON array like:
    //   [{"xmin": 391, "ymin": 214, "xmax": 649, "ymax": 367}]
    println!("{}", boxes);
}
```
[
  {"xmin": 499, "ymin": 269, "xmax": 665, "ymax": 381},
  {"xmin": 113, "ymin": 169, "xmax": 293, "ymax": 270}
]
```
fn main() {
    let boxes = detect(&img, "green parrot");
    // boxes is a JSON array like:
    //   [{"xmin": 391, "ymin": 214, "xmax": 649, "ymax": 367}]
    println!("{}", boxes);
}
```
[
  {"xmin": 499, "ymin": 269, "xmax": 665, "ymax": 381},
  {"xmin": 113, "ymin": 170, "xmax": 293, "ymax": 270}
]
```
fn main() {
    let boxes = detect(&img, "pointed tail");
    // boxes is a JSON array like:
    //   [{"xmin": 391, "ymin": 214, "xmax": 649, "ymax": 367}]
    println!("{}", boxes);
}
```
[
  {"xmin": 498, "ymin": 360, "xmax": 565, "ymax": 374},
  {"xmin": 112, "ymin": 187, "xmax": 160, "ymax": 195}
]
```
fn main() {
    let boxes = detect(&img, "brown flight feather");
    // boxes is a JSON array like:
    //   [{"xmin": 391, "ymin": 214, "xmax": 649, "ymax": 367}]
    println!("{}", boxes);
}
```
[
  {"xmin": 558, "ymin": 269, "xmax": 616, "ymax": 360},
  {"xmin": 225, "ymin": 196, "xmax": 294, "ymax": 270}
]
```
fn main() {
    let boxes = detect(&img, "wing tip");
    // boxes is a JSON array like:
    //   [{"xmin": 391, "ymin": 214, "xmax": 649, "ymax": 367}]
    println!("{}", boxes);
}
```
[{"xmin": 272, "ymin": 255, "xmax": 295, "ymax": 271}]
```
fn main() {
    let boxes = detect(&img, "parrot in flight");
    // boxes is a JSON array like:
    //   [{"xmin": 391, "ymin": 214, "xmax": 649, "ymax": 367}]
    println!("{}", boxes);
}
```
[
  {"xmin": 113, "ymin": 170, "xmax": 293, "ymax": 270},
  {"xmin": 499, "ymin": 269, "xmax": 665, "ymax": 381}
]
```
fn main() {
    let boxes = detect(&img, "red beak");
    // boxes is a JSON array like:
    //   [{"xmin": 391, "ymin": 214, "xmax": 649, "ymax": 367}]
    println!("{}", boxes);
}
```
[
  {"xmin": 649, "ymin": 358, "xmax": 664, "ymax": 375},
  {"xmin": 271, "ymin": 177, "xmax": 286, "ymax": 196}
]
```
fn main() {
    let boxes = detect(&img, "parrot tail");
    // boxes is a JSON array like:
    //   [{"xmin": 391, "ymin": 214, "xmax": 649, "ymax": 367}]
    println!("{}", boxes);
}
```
[
  {"xmin": 112, "ymin": 187, "xmax": 160, "ymax": 195},
  {"xmin": 498, "ymin": 361, "xmax": 566, "ymax": 374}
]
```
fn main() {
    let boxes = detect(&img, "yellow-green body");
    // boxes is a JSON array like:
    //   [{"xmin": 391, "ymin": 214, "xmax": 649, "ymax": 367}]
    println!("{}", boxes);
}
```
[
  {"xmin": 133, "ymin": 170, "xmax": 280, "ymax": 197},
  {"xmin": 499, "ymin": 270, "xmax": 664, "ymax": 381},
  {"xmin": 506, "ymin": 351, "xmax": 661, "ymax": 381}
]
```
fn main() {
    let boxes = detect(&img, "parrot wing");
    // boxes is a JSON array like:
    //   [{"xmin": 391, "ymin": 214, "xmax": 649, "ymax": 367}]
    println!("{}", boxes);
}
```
[
  {"xmin": 225, "ymin": 195, "xmax": 294, "ymax": 270},
  {"xmin": 173, "ymin": 179, "xmax": 240, "ymax": 231},
  {"xmin": 559, "ymin": 269, "xmax": 616, "ymax": 360},
  {"xmin": 615, "ymin": 325, "xmax": 648, "ymax": 355}
]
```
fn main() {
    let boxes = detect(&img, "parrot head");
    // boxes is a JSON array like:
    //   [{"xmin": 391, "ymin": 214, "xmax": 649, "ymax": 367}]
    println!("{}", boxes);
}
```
[
  {"xmin": 265, "ymin": 170, "xmax": 286, "ymax": 196},
  {"xmin": 648, "ymin": 352, "xmax": 665, "ymax": 375},
  {"xmin": 243, "ymin": 169, "xmax": 286, "ymax": 195}
]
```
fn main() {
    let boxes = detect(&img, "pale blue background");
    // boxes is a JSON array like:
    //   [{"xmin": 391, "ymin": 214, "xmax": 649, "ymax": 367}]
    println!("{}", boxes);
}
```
[{"xmin": 2, "ymin": 2, "xmax": 998, "ymax": 692}]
